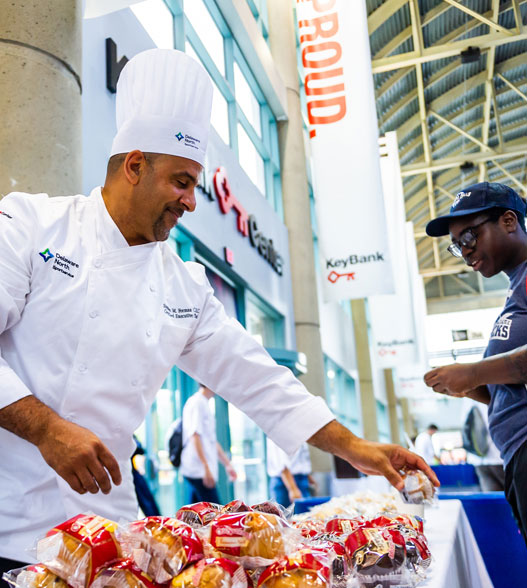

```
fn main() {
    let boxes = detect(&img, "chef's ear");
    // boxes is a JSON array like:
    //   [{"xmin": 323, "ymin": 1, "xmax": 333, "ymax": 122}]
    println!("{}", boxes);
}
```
[{"xmin": 123, "ymin": 150, "xmax": 148, "ymax": 185}]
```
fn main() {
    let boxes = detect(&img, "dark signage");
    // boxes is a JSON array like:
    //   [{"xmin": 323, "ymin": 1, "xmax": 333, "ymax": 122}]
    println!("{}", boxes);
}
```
[{"xmin": 106, "ymin": 38, "xmax": 129, "ymax": 93}]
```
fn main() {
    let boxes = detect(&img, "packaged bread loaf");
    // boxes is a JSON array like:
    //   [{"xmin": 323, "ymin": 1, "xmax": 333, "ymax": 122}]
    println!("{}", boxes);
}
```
[
  {"xmin": 121, "ymin": 516, "xmax": 204, "ymax": 583},
  {"xmin": 256, "ymin": 549, "xmax": 331, "ymax": 588},
  {"xmin": 90, "ymin": 558, "xmax": 162, "ymax": 588},
  {"xmin": 176, "ymin": 503, "xmax": 221, "ymax": 528},
  {"xmin": 399, "ymin": 470, "xmax": 435, "ymax": 505},
  {"xmin": 171, "ymin": 557, "xmax": 249, "ymax": 588},
  {"xmin": 2, "ymin": 564, "xmax": 71, "ymax": 588},
  {"xmin": 36, "ymin": 514, "xmax": 121, "ymax": 588}
]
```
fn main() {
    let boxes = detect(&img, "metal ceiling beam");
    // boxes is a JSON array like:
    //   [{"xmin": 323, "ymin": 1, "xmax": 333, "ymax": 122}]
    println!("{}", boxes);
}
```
[
  {"xmin": 429, "ymin": 109, "xmax": 494, "ymax": 152},
  {"xmin": 491, "ymin": 82, "xmax": 504, "ymax": 149},
  {"xmin": 368, "ymin": 0, "xmax": 408, "ymax": 35},
  {"xmin": 491, "ymin": 159, "xmax": 527, "ymax": 194},
  {"xmin": 401, "ymin": 145, "xmax": 527, "ymax": 175},
  {"xmin": 511, "ymin": 0, "xmax": 523, "ymax": 31},
  {"xmin": 496, "ymin": 73, "xmax": 527, "ymax": 103},
  {"xmin": 442, "ymin": 0, "xmax": 514, "ymax": 35},
  {"xmin": 372, "ymin": 30, "xmax": 527, "ymax": 73},
  {"xmin": 420, "ymin": 265, "xmax": 468, "ymax": 278}
]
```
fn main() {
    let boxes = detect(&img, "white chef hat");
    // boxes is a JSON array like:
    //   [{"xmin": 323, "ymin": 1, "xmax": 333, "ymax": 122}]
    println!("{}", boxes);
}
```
[{"xmin": 110, "ymin": 48, "xmax": 213, "ymax": 166}]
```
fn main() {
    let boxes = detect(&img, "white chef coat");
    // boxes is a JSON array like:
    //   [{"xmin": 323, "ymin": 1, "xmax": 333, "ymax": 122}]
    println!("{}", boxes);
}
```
[
  {"xmin": 0, "ymin": 188, "xmax": 334, "ymax": 561},
  {"xmin": 414, "ymin": 432, "xmax": 436, "ymax": 465},
  {"xmin": 266, "ymin": 439, "xmax": 312, "ymax": 478},
  {"xmin": 179, "ymin": 392, "xmax": 218, "ymax": 481}
]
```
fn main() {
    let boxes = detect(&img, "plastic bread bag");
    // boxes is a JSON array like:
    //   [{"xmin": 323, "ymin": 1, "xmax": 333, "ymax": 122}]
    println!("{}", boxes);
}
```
[
  {"xmin": 398, "ymin": 470, "xmax": 436, "ymax": 506},
  {"xmin": 220, "ymin": 501, "xmax": 252, "ymax": 515},
  {"xmin": 291, "ymin": 520, "xmax": 326, "ymax": 540},
  {"xmin": 35, "ymin": 514, "xmax": 121, "ymax": 588},
  {"xmin": 344, "ymin": 526, "xmax": 413, "ymax": 588},
  {"xmin": 3, "ymin": 564, "xmax": 72, "ymax": 588},
  {"xmin": 256, "ymin": 549, "xmax": 332, "ymax": 588},
  {"xmin": 176, "ymin": 503, "xmax": 222, "ymax": 528},
  {"xmin": 308, "ymin": 534, "xmax": 349, "ymax": 580},
  {"xmin": 119, "ymin": 516, "xmax": 204, "ymax": 583},
  {"xmin": 251, "ymin": 501, "xmax": 292, "ymax": 520},
  {"xmin": 171, "ymin": 557, "xmax": 250, "ymax": 588},
  {"xmin": 90, "ymin": 558, "xmax": 162, "ymax": 588},
  {"xmin": 206, "ymin": 511, "xmax": 301, "ymax": 568},
  {"xmin": 324, "ymin": 518, "xmax": 366, "ymax": 536}
]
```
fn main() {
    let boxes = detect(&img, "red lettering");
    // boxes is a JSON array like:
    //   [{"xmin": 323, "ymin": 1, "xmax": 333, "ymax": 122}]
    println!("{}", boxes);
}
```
[
  {"xmin": 213, "ymin": 167, "xmax": 249, "ymax": 236},
  {"xmin": 302, "ymin": 41, "xmax": 342, "ymax": 69},
  {"xmin": 305, "ymin": 68, "xmax": 344, "ymax": 96},
  {"xmin": 307, "ymin": 95, "xmax": 347, "ymax": 125},
  {"xmin": 299, "ymin": 12, "xmax": 339, "ymax": 44},
  {"xmin": 313, "ymin": 0, "xmax": 336, "ymax": 11}
]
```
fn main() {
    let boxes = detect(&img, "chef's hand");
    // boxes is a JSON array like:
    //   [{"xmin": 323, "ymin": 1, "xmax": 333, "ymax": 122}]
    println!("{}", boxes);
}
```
[
  {"xmin": 424, "ymin": 363, "xmax": 476, "ymax": 397},
  {"xmin": 308, "ymin": 420, "xmax": 439, "ymax": 491},
  {"xmin": 38, "ymin": 418, "xmax": 122, "ymax": 495}
]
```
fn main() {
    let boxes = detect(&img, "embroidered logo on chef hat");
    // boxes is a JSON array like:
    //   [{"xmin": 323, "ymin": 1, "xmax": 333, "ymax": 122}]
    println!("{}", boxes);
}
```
[{"xmin": 110, "ymin": 49, "xmax": 213, "ymax": 166}]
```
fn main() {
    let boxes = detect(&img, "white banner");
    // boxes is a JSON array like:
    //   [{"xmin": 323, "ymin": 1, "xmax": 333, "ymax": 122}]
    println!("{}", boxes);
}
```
[
  {"xmin": 369, "ymin": 133, "xmax": 422, "ymax": 368},
  {"xmin": 84, "ymin": 0, "xmax": 144, "ymax": 19},
  {"xmin": 296, "ymin": 0, "xmax": 394, "ymax": 301}
]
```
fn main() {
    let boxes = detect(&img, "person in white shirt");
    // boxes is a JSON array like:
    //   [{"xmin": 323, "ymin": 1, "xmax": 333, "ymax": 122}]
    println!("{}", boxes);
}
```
[
  {"xmin": 179, "ymin": 386, "xmax": 236, "ymax": 503},
  {"xmin": 0, "ymin": 48, "xmax": 438, "ymax": 577},
  {"xmin": 414, "ymin": 424, "xmax": 439, "ymax": 465},
  {"xmin": 266, "ymin": 439, "xmax": 314, "ymax": 507}
]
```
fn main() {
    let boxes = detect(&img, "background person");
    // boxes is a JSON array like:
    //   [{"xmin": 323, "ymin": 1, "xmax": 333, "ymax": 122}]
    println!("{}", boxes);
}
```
[
  {"xmin": 424, "ymin": 181, "xmax": 527, "ymax": 544},
  {"xmin": 414, "ymin": 424, "xmax": 440, "ymax": 465},
  {"xmin": 179, "ymin": 385, "xmax": 237, "ymax": 503}
]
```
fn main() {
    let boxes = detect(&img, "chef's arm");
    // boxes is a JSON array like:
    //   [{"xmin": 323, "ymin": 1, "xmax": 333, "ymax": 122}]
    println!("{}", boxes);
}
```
[
  {"xmin": 191, "ymin": 433, "xmax": 215, "ymax": 488},
  {"xmin": 307, "ymin": 419, "xmax": 439, "ymax": 491},
  {"xmin": 0, "ymin": 396, "xmax": 121, "ymax": 494},
  {"xmin": 280, "ymin": 467, "xmax": 302, "ymax": 502}
]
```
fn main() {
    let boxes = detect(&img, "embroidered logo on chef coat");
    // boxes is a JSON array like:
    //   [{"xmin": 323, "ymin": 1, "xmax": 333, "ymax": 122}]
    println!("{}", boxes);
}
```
[
  {"xmin": 163, "ymin": 303, "xmax": 200, "ymax": 320},
  {"xmin": 39, "ymin": 248, "xmax": 80, "ymax": 278},
  {"xmin": 490, "ymin": 312, "xmax": 512, "ymax": 340},
  {"xmin": 175, "ymin": 132, "xmax": 184, "ymax": 141}
]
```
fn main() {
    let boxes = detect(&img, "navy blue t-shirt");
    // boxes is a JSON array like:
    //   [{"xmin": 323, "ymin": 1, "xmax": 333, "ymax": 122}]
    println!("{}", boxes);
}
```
[{"xmin": 486, "ymin": 260, "xmax": 527, "ymax": 465}]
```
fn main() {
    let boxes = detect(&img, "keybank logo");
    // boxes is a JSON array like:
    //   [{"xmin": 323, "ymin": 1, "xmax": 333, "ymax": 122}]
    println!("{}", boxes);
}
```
[
  {"xmin": 39, "ymin": 248, "xmax": 54, "ymax": 262},
  {"xmin": 175, "ymin": 132, "xmax": 184, "ymax": 141}
]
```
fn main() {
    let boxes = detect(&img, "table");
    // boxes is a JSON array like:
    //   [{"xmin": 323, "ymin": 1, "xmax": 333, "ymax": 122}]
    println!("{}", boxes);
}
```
[{"xmin": 421, "ymin": 499, "xmax": 493, "ymax": 588}]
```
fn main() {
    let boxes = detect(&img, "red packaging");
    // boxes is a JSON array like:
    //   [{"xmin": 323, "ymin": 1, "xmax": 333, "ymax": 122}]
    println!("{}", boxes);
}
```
[
  {"xmin": 251, "ymin": 502, "xmax": 288, "ymax": 519},
  {"xmin": 91, "ymin": 558, "xmax": 161, "ymax": 588},
  {"xmin": 257, "ymin": 549, "xmax": 331, "ymax": 588},
  {"xmin": 176, "ymin": 503, "xmax": 221, "ymax": 527},
  {"xmin": 122, "ymin": 516, "xmax": 204, "ymax": 583},
  {"xmin": 292, "ymin": 520, "xmax": 325, "ymax": 539},
  {"xmin": 2, "ymin": 563, "xmax": 73, "ymax": 587},
  {"xmin": 209, "ymin": 512, "xmax": 292, "ymax": 564},
  {"xmin": 171, "ymin": 557, "xmax": 250, "ymax": 588},
  {"xmin": 324, "ymin": 518, "xmax": 366, "ymax": 536},
  {"xmin": 36, "ymin": 514, "xmax": 121, "ymax": 588},
  {"xmin": 309, "ymin": 534, "xmax": 349, "ymax": 578},
  {"xmin": 221, "ymin": 501, "xmax": 252, "ymax": 515}
]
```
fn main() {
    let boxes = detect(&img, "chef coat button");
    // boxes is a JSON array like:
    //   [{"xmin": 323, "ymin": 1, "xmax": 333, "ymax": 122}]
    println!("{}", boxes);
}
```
[
  {"xmin": 93, "ymin": 259, "xmax": 102, "ymax": 268},
  {"xmin": 89, "ymin": 310, "xmax": 98, "ymax": 319},
  {"xmin": 146, "ymin": 328, "xmax": 153, "ymax": 337},
  {"xmin": 78, "ymin": 363, "xmax": 87, "ymax": 373},
  {"xmin": 149, "ymin": 284, "xmax": 156, "ymax": 292}
]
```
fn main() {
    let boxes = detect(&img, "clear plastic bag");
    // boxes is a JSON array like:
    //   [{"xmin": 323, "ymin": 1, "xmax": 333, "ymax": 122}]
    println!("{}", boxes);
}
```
[
  {"xmin": 171, "ymin": 557, "xmax": 250, "ymax": 588},
  {"xmin": 256, "ymin": 549, "xmax": 332, "ymax": 588},
  {"xmin": 36, "ymin": 514, "xmax": 121, "ymax": 588},
  {"xmin": 3, "ymin": 564, "xmax": 71, "ymax": 588},
  {"xmin": 119, "ymin": 516, "xmax": 204, "ymax": 583},
  {"xmin": 398, "ymin": 470, "xmax": 436, "ymax": 506},
  {"xmin": 176, "ymin": 503, "xmax": 222, "ymax": 528},
  {"xmin": 90, "ymin": 558, "xmax": 161, "ymax": 588}
]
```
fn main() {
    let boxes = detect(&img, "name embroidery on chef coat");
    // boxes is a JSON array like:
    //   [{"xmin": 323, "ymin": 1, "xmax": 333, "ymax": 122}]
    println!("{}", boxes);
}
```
[
  {"xmin": 38, "ymin": 248, "xmax": 80, "ymax": 279},
  {"xmin": 163, "ymin": 304, "xmax": 200, "ymax": 320}
]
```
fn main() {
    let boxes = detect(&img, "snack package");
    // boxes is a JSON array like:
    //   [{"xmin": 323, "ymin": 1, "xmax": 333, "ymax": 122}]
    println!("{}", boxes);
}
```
[
  {"xmin": 399, "ymin": 470, "xmax": 436, "ymax": 506},
  {"xmin": 257, "ymin": 549, "xmax": 332, "ymax": 588},
  {"xmin": 121, "ymin": 516, "xmax": 204, "ymax": 583},
  {"xmin": 251, "ymin": 502, "xmax": 290, "ymax": 520},
  {"xmin": 220, "ymin": 501, "xmax": 252, "ymax": 515},
  {"xmin": 309, "ymin": 534, "xmax": 349, "ymax": 579},
  {"xmin": 91, "ymin": 558, "xmax": 161, "ymax": 588},
  {"xmin": 292, "ymin": 520, "xmax": 326, "ymax": 540},
  {"xmin": 208, "ymin": 512, "xmax": 298, "ymax": 567},
  {"xmin": 171, "ymin": 557, "xmax": 250, "ymax": 588},
  {"xmin": 324, "ymin": 518, "xmax": 366, "ymax": 536},
  {"xmin": 3, "ymin": 564, "xmax": 72, "ymax": 588},
  {"xmin": 176, "ymin": 503, "xmax": 221, "ymax": 528},
  {"xmin": 36, "ymin": 514, "xmax": 121, "ymax": 588},
  {"xmin": 345, "ymin": 526, "xmax": 408, "ymax": 588}
]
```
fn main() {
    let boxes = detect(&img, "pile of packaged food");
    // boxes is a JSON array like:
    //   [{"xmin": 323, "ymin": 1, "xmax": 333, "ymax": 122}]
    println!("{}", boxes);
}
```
[{"xmin": 3, "ymin": 473, "xmax": 434, "ymax": 588}]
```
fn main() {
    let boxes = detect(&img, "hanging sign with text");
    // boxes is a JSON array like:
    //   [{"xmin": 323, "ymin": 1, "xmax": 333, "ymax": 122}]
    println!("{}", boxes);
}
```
[{"xmin": 296, "ymin": 0, "xmax": 394, "ymax": 300}]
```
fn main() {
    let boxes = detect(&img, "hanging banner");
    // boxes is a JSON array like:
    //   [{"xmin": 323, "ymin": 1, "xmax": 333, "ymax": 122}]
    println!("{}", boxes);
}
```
[
  {"xmin": 369, "ymin": 133, "xmax": 423, "ymax": 368},
  {"xmin": 84, "ymin": 0, "xmax": 144, "ymax": 19},
  {"xmin": 296, "ymin": 0, "xmax": 394, "ymax": 301}
]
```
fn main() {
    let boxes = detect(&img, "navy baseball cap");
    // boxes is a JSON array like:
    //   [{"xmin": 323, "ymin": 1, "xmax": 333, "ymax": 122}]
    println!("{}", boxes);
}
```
[{"xmin": 426, "ymin": 182, "xmax": 527, "ymax": 237}]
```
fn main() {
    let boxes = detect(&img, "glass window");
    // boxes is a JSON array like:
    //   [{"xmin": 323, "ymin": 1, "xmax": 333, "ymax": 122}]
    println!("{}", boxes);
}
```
[
  {"xmin": 245, "ymin": 293, "xmax": 284, "ymax": 348},
  {"xmin": 184, "ymin": 0, "xmax": 225, "ymax": 76},
  {"xmin": 234, "ymin": 62, "xmax": 261, "ymax": 137},
  {"xmin": 324, "ymin": 357, "xmax": 361, "ymax": 435},
  {"xmin": 131, "ymin": 0, "xmax": 174, "ymax": 49},
  {"xmin": 238, "ymin": 123, "xmax": 265, "ymax": 195}
]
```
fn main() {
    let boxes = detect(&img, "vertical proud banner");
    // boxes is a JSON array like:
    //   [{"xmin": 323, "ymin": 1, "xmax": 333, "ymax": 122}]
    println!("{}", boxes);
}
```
[{"xmin": 296, "ymin": 0, "xmax": 394, "ymax": 301}]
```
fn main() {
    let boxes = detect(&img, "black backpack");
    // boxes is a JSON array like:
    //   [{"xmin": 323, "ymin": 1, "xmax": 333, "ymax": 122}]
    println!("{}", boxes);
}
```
[
  {"xmin": 462, "ymin": 406, "xmax": 489, "ymax": 457},
  {"xmin": 167, "ymin": 418, "xmax": 183, "ymax": 468}
]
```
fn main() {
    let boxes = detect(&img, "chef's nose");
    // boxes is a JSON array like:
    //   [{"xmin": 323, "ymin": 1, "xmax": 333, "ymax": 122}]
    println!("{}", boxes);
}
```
[{"xmin": 181, "ymin": 187, "xmax": 196, "ymax": 212}]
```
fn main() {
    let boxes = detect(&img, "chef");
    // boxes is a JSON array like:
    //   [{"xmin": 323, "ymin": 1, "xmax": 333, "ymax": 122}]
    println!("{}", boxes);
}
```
[{"xmin": 0, "ymin": 49, "xmax": 437, "ymax": 575}]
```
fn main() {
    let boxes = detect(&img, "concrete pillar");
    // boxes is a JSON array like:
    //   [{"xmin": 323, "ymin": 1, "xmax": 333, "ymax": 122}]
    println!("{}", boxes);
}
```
[
  {"xmin": 351, "ymin": 299, "xmax": 379, "ymax": 442},
  {"xmin": 384, "ymin": 368, "xmax": 400, "ymax": 445},
  {"xmin": 0, "ymin": 1, "xmax": 82, "ymax": 197},
  {"xmin": 400, "ymin": 398, "xmax": 417, "ymax": 440},
  {"xmin": 267, "ymin": 0, "xmax": 331, "ymax": 473}
]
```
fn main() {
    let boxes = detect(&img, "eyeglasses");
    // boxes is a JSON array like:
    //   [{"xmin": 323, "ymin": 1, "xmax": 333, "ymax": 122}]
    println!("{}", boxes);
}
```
[{"xmin": 447, "ymin": 218, "xmax": 492, "ymax": 258}]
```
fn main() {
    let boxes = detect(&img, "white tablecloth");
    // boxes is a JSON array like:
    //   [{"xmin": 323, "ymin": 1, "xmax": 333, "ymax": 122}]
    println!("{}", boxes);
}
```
[{"xmin": 421, "ymin": 499, "xmax": 493, "ymax": 588}]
